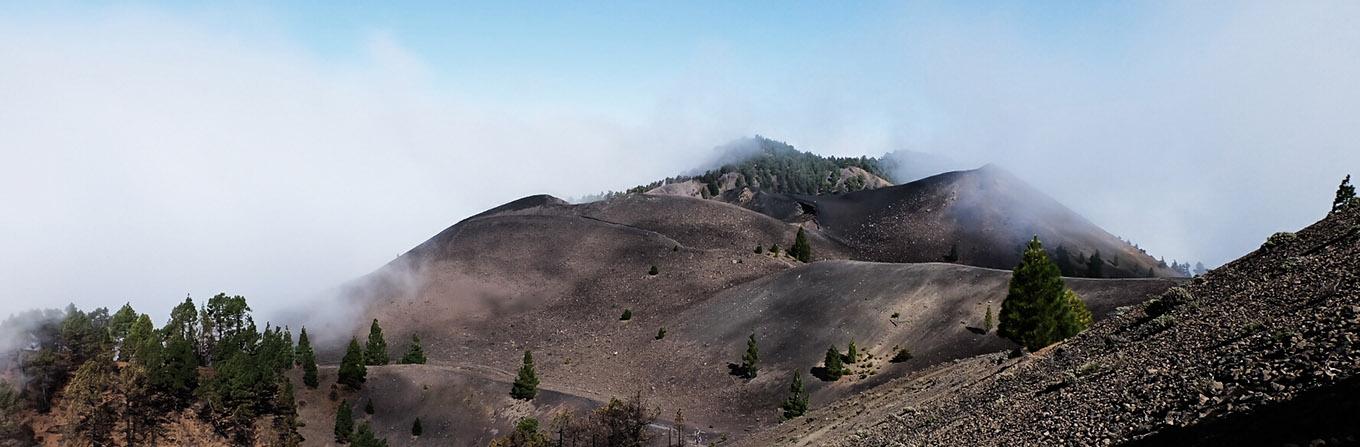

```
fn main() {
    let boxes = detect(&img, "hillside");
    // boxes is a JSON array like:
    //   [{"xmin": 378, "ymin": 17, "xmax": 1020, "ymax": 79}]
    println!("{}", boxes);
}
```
[
  {"xmin": 587, "ymin": 136, "xmax": 896, "ymax": 202},
  {"xmin": 740, "ymin": 204, "xmax": 1360, "ymax": 446},
  {"xmin": 788, "ymin": 165, "xmax": 1177, "ymax": 278},
  {"xmin": 302, "ymin": 191, "xmax": 1178, "ymax": 444}
]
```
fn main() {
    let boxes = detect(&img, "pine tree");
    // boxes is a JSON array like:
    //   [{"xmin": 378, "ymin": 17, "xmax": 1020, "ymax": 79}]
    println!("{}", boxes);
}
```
[
  {"xmin": 1334, "ymin": 174, "xmax": 1356, "ymax": 213},
  {"xmin": 769, "ymin": 244, "xmax": 780, "ymax": 255},
  {"xmin": 511, "ymin": 350, "xmax": 539, "ymax": 400},
  {"xmin": 296, "ymin": 327, "xmax": 319, "ymax": 388},
  {"xmin": 999, "ymin": 237, "xmax": 1088, "ymax": 351},
  {"xmin": 295, "ymin": 327, "xmax": 312, "ymax": 366},
  {"xmin": 123, "ymin": 314, "xmax": 158, "ymax": 367},
  {"xmin": 790, "ymin": 227, "xmax": 812, "ymax": 262},
  {"xmin": 301, "ymin": 349, "xmax": 318, "ymax": 389},
  {"xmin": 364, "ymin": 398, "xmax": 374, "ymax": 415},
  {"xmin": 655, "ymin": 327, "xmax": 666, "ymax": 340},
  {"xmin": 740, "ymin": 333, "xmax": 759, "ymax": 379},
  {"xmin": 1086, "ymin": 251, "xmax": 1104, "ymax": 278},
  {"xmin": 844, "ymin": 341, "xmax": 858, "ymax": 364},
  {"xmin": 334, "ymin": 400, "xmax": 354, "ymax": 443},
  {"xmin": 108, "ymin": 303, "xmax": 137, "ymax": 348},
  {"xmin": 780, "ymin": 371, "xmax": 809, "ymax": 419},
  {"xmin": 754, "ymin": 245, "xmax": 763, "ymax": 254},
  {"xmin": 280, "ymin": 326, "xmax": 295, "ymax": 369},
  {"xmin": 620, "ymin": 309, "xmax": 632, "ymax": 321},
  {"xmin": 983, "ymin": 305, "xmax": 994, "ymax": 333},
  {"xmin": 821, "ymin": 346, "xmax": 844, "ymax": 380},
  {"xmin": 364, "ymin": 319, "xmax": 388, "ymax": 366},
  {"xmin": 411, "ymin": 418, "xmax": 423, "ymax": 437},
  {"xmin": 400, "ymin": 334, "xmax": 427, "ymax": 365},
  {"xmin": 648, "ymin": 265, "xmax": 659, "ymax": 275},
  {"xmin": 338, "ymin": 338, "xmax": 367, "ymax": 389},
  {"xmin": 351, "ymin": 422, "xmax": 389, "ymax": 447}
]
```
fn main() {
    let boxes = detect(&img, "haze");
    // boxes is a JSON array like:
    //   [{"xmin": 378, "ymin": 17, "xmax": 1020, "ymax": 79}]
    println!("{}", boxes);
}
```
[{"xmin": 2, "ymin": 1, "xmax": 1357, "ymax": 320}]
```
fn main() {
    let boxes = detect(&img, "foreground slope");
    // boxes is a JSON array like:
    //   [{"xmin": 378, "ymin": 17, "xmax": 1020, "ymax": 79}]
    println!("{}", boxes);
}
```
[{"xmin": 743, "ymin": 206, "xmax": 1360, "ymax": 446}]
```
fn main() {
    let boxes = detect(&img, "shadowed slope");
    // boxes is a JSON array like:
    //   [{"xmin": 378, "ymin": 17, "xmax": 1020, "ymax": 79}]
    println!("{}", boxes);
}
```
[{"xmin": 794, "ymin": 166, "xmax": 1175, "ymax": 277}]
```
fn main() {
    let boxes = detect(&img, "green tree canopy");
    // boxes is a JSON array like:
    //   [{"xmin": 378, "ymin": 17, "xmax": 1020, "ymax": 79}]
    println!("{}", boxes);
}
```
[
  {"xmin": 999, "ymin": 237, "xmax": 1090, "ymax": 351},
  {"xmin": 821, "ymin": 346, "xmax": 844, "ymax": 380},
  {"xmin": 364, "ymin": 319, "xmax": 389, "ymax": 366},
  {"xmin": 740, "ymin": 333, "xmax": 759, "ymax": 379},
  {"xmin": 334, "ymin": 400, "xmax": 354, "ymax": 443},
  {"xmin": 511, "ymin": 350, "xmax": 539, "ymax": 400},
  {"xmin": 780, "ymin": 371, "xmax": 809, "ymax": 419},
  {"xmin": 790, "ymin": 227, "xmax": 812, "ymax": 262},
  {"xmin": 298, "ymin": 327, "xmax": 319, "ymax": 389},
  {"xmin": 338, "ymin": 338, "xmax": 367, "ymax": 389}
]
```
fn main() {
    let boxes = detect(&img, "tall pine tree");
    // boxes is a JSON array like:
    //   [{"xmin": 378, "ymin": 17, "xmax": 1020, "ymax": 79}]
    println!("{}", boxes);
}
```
[
  {"xmin": 510, "ymin": 350, "xmax": 539, "ymax": 400},
  {"xmin": 790, "ymin": 227, "xmax": 812, "ymax": 263},
  {"xmin": 780, "ymin": 371, "xmax": 809, "ymax": 419},
  {"xmin": 740, "ymin": 333, "xmax": 759, "ymax": 379},
  {"xmin": 999, "ymin": 237, "xmax": 1089, "ymax": 351},
  {"xmin": 364, "ymin": 319, "xmax": 388, "ymax": 366},
  {"xmin": 334, "ymin": 400, "xmax": 354, "ymax": 443},
  {"xmin": 338, "ymin": 338, "xmax": 367, "ymax": 389},
  {"xmin": 298, "ymin": 327, "xmax": 318, "ymax": 389}
]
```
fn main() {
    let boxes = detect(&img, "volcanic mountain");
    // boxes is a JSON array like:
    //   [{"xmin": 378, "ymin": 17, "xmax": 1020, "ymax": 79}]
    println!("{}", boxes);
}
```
[
  {"xmin": 293, "ymin": 160, "xmax": 1183, "ymax": 444},
  {"xmin": 652, "ymin": 164, "xmax": 1177, "ymax": 278}
]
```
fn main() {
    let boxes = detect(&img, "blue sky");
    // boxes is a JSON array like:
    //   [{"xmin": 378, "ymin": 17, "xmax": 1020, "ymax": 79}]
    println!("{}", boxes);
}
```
[{"xmin": 2, "ymin": 1, "xmax": 1358, "ymax": 320}]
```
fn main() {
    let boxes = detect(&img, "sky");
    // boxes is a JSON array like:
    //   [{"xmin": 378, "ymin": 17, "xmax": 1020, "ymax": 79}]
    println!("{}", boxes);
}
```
[{"xmin": 2, "ymin": 1, "xmax": 1358, "ymax": 322}]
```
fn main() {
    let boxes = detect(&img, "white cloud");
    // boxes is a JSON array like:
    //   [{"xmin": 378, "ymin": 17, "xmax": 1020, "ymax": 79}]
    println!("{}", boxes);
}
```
[{"xmin": 0, "ymin": 9, "xmax": 739, "ymax": 321}]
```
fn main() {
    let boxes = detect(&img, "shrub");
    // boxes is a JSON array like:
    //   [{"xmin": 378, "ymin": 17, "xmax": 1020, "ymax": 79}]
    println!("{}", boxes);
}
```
[
  {"xmin": 983, "ymin": 305, "xmax": 994, "ymax": 333},
  {"xmin": 654, "ymin": 327, "xmax": 666, "ymax": 340},
  {"xmin": 1147, "ymin": 314, "xmax": 1176, "ymax": 332},
  {"xmin": 1262, "ymin": 232, "xmax": 1297, "ymax": 250},
  {"xmin": 648, "ymin": 265, "xmax": 659, "ymax": 276},
  {"xmin": 620, "ymin": 309, "xmax": 632, "ymax": 321},
  {"xmin": 412, "ymin": 418, "xmax": 422, "ymax": 437},
  {"xmin": 754, "ymin": 245, "xmax": 763, "ymax": 254},
  {"xmin": 890, "ymin": 348, "xmax": 912, "ymax": 363},
  {"xmin": 1145, "ymin": 287, "xmax": 1193, "ymax": 317}
]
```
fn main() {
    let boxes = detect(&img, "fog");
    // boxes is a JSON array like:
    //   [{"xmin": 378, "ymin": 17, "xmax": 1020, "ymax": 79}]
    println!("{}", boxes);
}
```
[{"xmin": 2, "ymin": 2, "xmax": 1357, "ymax": 324}]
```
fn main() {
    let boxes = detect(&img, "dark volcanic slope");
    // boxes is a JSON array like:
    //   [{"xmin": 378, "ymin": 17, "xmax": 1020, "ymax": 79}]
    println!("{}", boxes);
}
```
[
  {"xmin": 785, "ymin": 166, "xmax": 1175, "ymax": 277},
  {"xmin": 659, "ymin": 261, "xmax": 1176, "ymax": 431},
  {"xmin": 299, "ymin": 192, "xmax": 1179, "ymax": 444},
  {"xmin": 745, "ymin": 206, "xmax": 1360, "ymax": 446}
]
